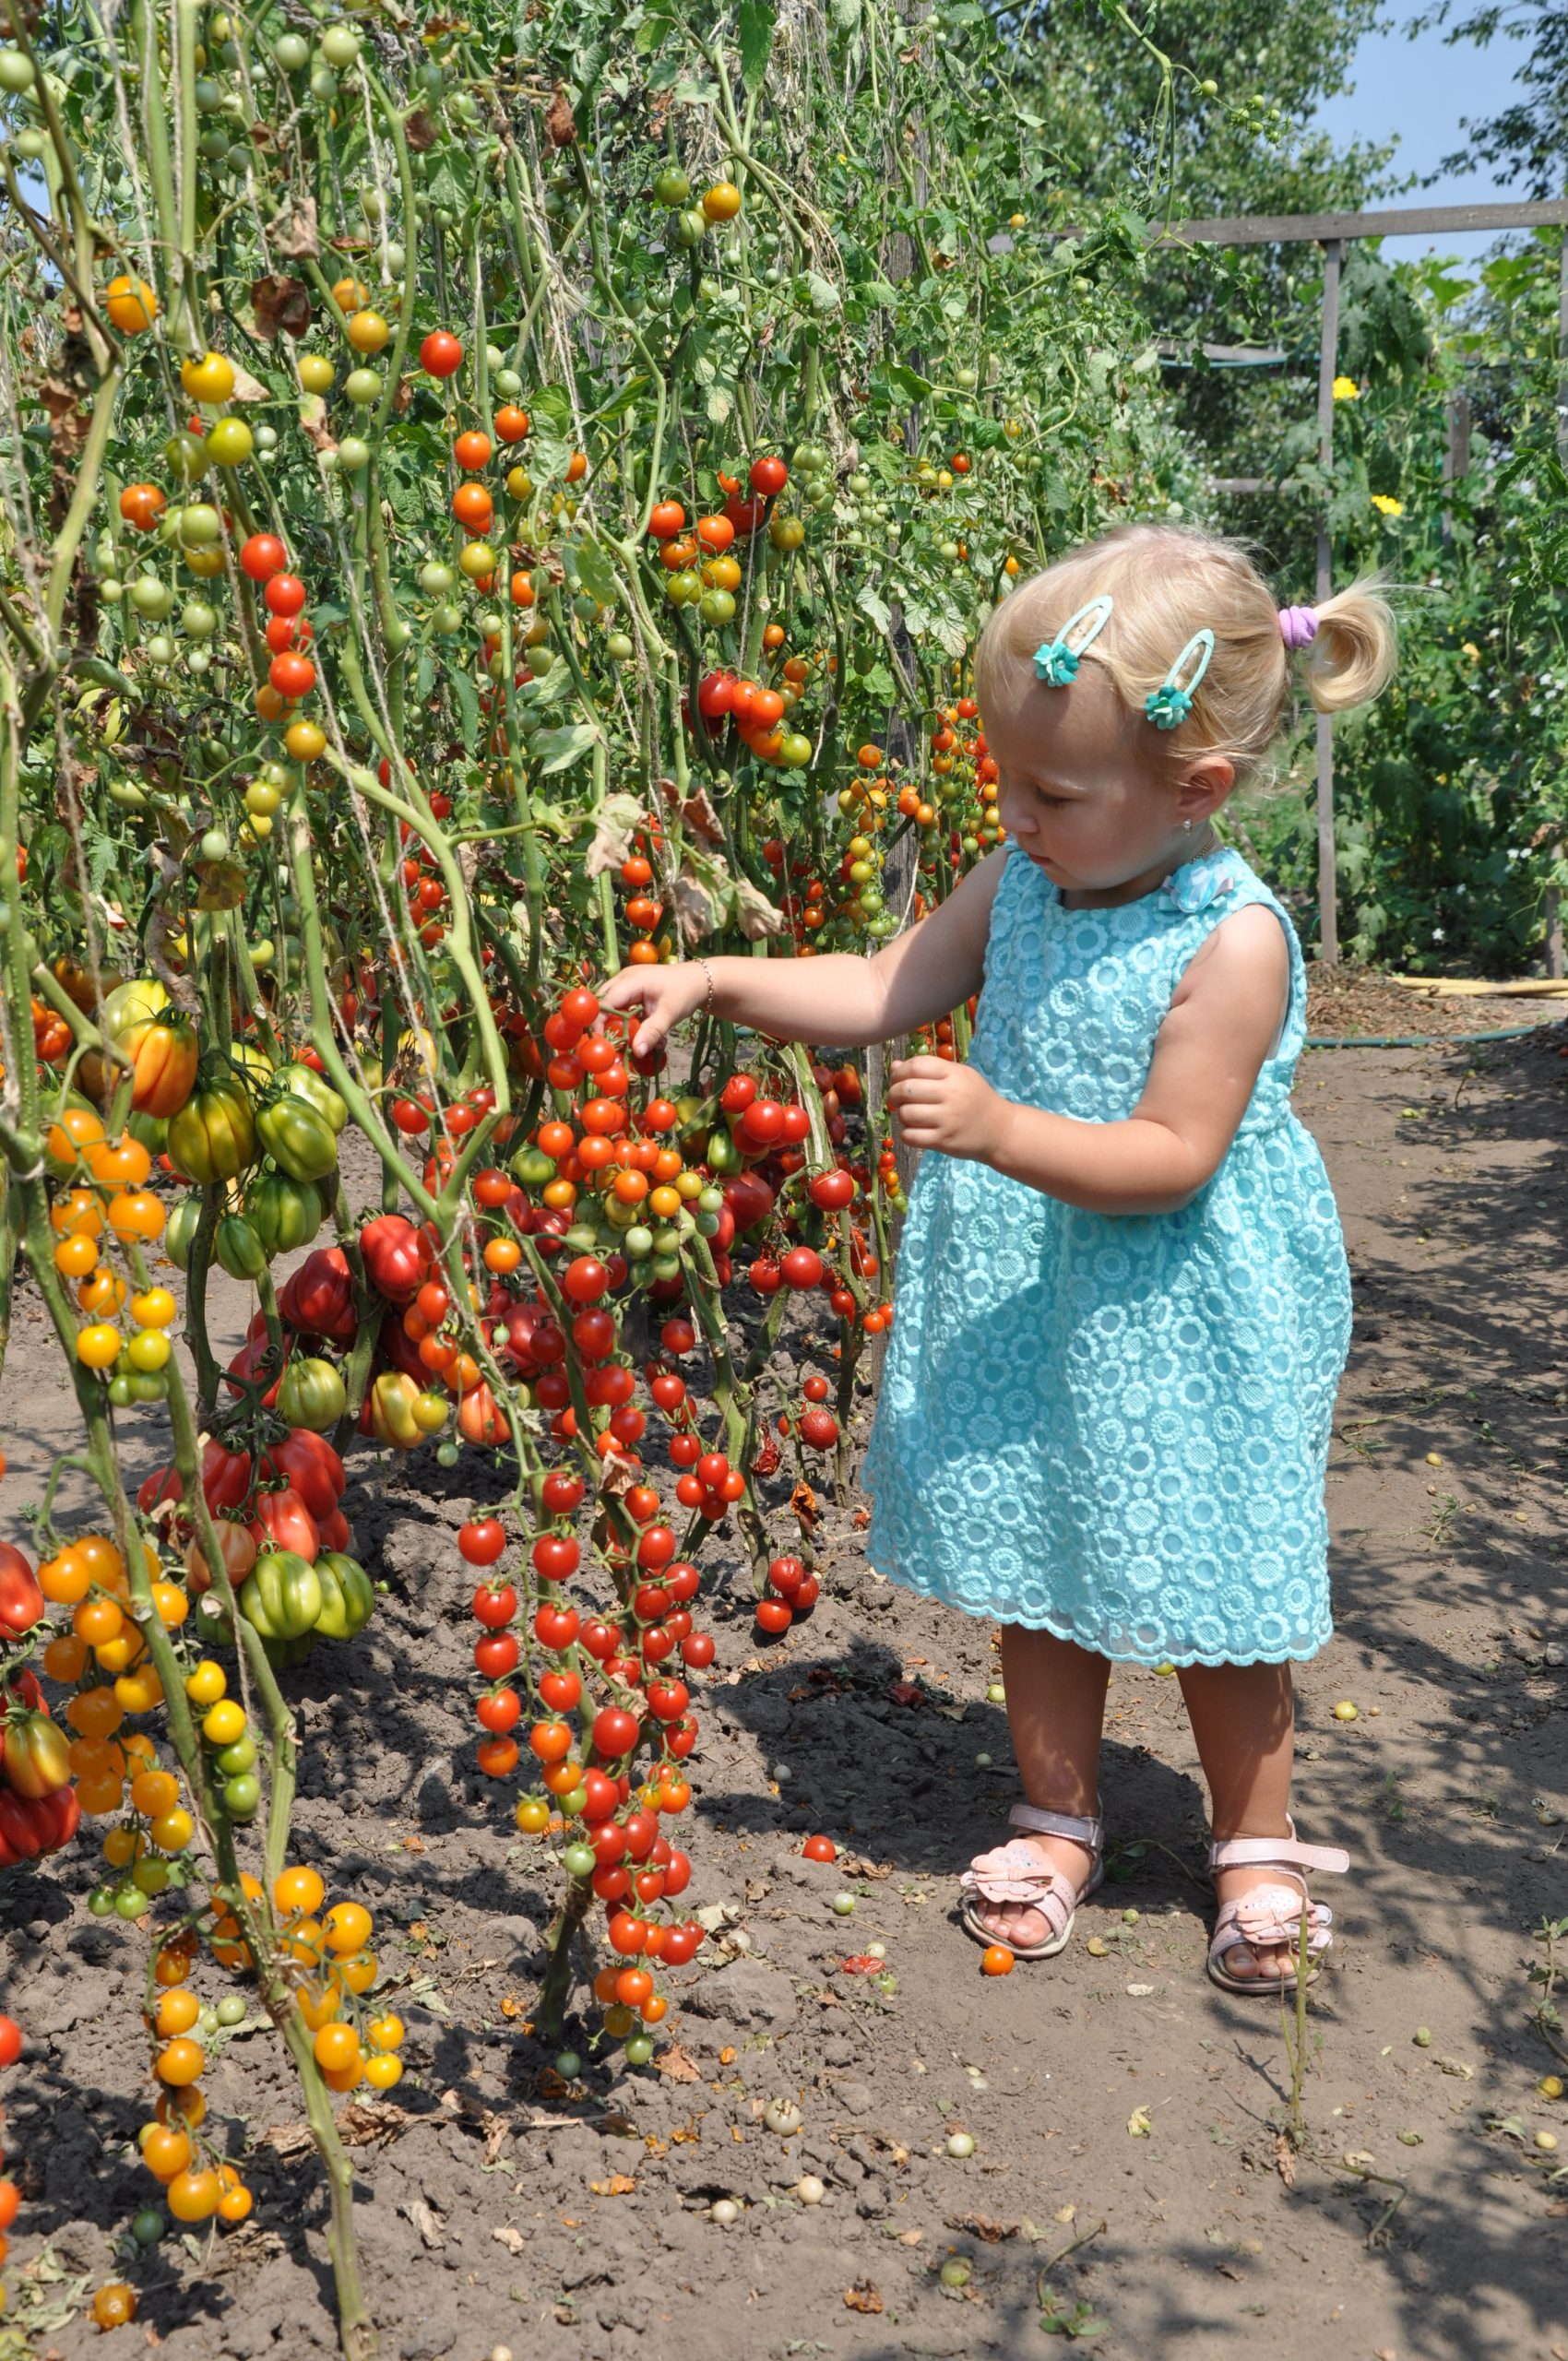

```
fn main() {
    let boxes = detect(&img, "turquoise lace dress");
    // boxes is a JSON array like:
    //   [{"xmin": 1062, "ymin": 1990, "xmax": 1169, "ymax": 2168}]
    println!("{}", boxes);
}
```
[{"xmin": 861, "ymin": 842, "xmax": 1350, "ymax": 1667}]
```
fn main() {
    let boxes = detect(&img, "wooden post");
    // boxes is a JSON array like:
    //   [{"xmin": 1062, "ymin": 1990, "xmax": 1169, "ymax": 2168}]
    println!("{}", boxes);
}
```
[
  {"xmin": 1314, "ymin": 238, "xmax": 1341, "ymax": 967},
  {"xmin": 1442, "ymin": 390, "xmax": 1470, "ymax": 549}
]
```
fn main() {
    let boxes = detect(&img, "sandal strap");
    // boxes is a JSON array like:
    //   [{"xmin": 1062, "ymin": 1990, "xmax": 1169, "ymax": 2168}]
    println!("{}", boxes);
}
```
[
  {"xmin": 1009, "ymin": 1801, "xmax": 1103, "ymax": 1854},
  {"xmin": 1207, "ymin": 1833, "xmax": 1348, "ymax": 1879},
  {"xmin": 1211, "ymin": 1886, "xmax": 1336, "ymax": 1964},
  {"xmin": 958, "ymin": 1849, "xmax": 1078, "ymax": 1940}
]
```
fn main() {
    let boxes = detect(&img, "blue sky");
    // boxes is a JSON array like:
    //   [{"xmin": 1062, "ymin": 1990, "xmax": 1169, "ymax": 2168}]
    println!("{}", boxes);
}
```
[{"xmin": 1311, "ymin": 5, "xmax": 1537, "ymax": 266}]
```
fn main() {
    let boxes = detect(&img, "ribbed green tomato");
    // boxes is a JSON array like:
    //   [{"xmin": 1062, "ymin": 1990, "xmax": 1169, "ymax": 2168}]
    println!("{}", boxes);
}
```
[
  {"xmin": 164, "ymin": 1195, "xmax": 202, "ymax": 1271},
  {"xmin": 237, "ymin": 1548, "xmax": 323, "ymax": 1641},
  {"xmin": 272, "ymin": 1062, "xmax": 348, "ymax": 1134},
  {"xmin": 276, "ymin": 1356, "xmax": 347, "ymax": 1433},
  {"xmin": 313, "ymin": 1550, "xmax": 374, "ymax": 1639},
  {"xmin": 255, "ymin": 1092, "xmax": 338, "ymax": 1183},
  {"xmin": 215, "ymin": 1212, "xmax": 267, "ymax": 1281},
  {"xmin": 167, "ymin": 1071, "xmax": 256, "ymax": 1182},
  {"xmin": 245, "ymin": 1170, "xmax": 324, "ymax": 1259}
]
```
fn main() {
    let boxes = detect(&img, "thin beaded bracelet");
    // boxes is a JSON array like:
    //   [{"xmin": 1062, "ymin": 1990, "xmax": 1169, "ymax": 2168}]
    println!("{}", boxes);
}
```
[{"xmin": 695, "ymin": 956, "xmax": 717, "ymax": 1012}]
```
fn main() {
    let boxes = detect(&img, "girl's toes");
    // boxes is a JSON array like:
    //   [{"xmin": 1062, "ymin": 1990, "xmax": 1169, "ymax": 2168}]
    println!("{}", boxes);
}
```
[{"xmin": 1220, "ymin": 1940, "xmax": 1262, "ymax": 1981}]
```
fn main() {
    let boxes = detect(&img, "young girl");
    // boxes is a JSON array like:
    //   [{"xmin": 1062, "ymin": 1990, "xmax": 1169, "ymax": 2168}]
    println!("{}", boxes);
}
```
[{"xmin": 601, "ymin": 521, "xmax": 1396, "ymax": 1994}]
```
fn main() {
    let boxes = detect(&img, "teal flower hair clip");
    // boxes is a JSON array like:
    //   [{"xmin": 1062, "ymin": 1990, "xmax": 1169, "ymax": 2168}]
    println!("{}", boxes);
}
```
[
  {"xmin": 1034, "ymin": 594, "xmax": 1113, "ymax": 687},
  {"xmin": 1145, "ymin": 628, "xmax": 1215, "ymax": 730}
]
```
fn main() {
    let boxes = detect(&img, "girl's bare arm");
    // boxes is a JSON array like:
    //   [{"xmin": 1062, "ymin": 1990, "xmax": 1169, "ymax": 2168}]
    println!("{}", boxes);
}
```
[{"xmin": 599, "ymin": 847, "xmax": 1006, "ymax": 1054}]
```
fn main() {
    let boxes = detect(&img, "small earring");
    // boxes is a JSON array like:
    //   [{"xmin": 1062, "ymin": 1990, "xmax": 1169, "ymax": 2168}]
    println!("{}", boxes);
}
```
[{"xmin": 1182, "ymin": 818, "xmax": 1194, "ymax": 834}]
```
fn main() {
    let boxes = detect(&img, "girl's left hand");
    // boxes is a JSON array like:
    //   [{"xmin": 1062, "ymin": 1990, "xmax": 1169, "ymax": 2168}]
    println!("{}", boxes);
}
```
[{"xmin": 888, "ymin": 1056, "xmax": 1009, "ymax": 1162}]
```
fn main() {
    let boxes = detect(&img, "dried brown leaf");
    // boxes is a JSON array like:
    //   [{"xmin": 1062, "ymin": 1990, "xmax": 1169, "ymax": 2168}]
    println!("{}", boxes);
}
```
[
  {"xmin": 843, "ymin": 2284, "xmax": 885, "ymax": 2315},
  {"xmin": 400, "ymin": 2196, "xmax": 445, "ymax": 2248},
  {"xmin": 545, "ymin": 81, "xmax": 577, "ymax": 147},
  {"xmin": 790, "ymin": 1481, "xmax": 820, "ymax": 1531},
  {"xmin": 588, "ymin": 2174, "xmax": 636, "ymax": 2197},
  {"xmin": 947, "ymin": 2213, "xmax": 1016, "ymax": 2243},
  {"xmin": 404, "ymin": 105, "xmax": 438, "ymax": 152},
  {"xmin": 251, "ymin": 273, "xmax": 313, "ymax": 339},
  {"xmin": 493, "ymin": 2225, "xmax": 528, "ymax": 2256},
  {"xmin": 733, "ymin": 874, "xmax": 787, "ymax": 941},
  {"xmin": 268, "ymin": 196, "xmax": 319, "ymax": 258},
  {"xmin": 670, "ymin": 868, "xmax": 720, "ymax": 943},
  {"xmin": 657, "ymin": 774, "xmax": 726, "ymax": 848},
  {"xmin": 1274, "ymin": 2132, "xmax": 1297, "ymax": 2188},
  {"xmin": 654, "ymin": 2042, "xmax": 703, "ymax": 2083}
]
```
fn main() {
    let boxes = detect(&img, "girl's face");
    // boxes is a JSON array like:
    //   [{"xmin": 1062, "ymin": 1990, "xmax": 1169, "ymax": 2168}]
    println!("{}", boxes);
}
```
[{"xmin": 987, "ymin": 668, "xmax": 1230, "ymax": 906}]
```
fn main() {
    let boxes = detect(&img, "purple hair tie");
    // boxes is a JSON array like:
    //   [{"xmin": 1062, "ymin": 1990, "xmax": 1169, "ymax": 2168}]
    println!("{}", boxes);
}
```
[{"xmin": 1278, "ymin": 604, "xmax": 1318, "ymax": 651}]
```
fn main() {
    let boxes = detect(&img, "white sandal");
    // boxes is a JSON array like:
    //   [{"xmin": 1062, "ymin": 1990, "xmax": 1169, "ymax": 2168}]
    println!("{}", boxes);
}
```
[
  {"xmin": 1206, "ymin": 1820, "xmax": 1348, "ymax": 1997},
  {"xmin": 958, "ymin": 1803, "xmax": 1104, "ymax": 1961}
]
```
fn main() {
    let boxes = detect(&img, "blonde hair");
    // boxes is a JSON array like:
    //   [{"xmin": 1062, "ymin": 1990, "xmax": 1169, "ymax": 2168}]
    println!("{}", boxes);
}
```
[{"xmin": 973, "ymin": 522, "xmax": 1396, "ymax": 786}]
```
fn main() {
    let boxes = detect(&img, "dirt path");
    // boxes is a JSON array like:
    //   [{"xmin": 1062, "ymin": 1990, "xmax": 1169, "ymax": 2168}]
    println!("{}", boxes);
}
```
[{"xmin": 2, "ymin": 1022, "xmax": 1566, "ymax": 2361}]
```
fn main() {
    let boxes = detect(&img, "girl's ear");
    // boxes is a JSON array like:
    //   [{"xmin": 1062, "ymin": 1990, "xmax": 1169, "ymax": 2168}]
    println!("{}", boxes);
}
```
[{"xmin": 1175, "ymin": 752, "xmax": 1233, "ymax": 827}]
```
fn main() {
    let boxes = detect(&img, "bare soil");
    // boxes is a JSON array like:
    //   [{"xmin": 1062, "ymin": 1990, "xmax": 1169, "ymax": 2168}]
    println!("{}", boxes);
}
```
[{"xmin": 3, "ymin": 1017, "xmax": 1567, "ymax": 2361}]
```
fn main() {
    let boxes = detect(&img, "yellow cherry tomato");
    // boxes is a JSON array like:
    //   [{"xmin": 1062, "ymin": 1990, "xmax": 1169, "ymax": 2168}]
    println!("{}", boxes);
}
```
[
  {"xmin": 345, "ymin": 309, "xmax": 389, "ymax": 354},
  {"xmin": 76, "ymin": 1322, "xmax": 123, "ymax": 1370},
  {"xmin": 127, "ymin": 1328, "xmax": 171, "ymax": 1372},
  {"xmin": 185, "ymin": 1661, "xmax": 226, "ymax": 1706},
  {"xmin": 106, "ymin": 274, "xmax": 159, "ymax": 334},
  {"xmin": 155, "ymin": 1987, "xmax": 201, "ymax": 2037},
  {"xmin": 180, "ymin": 350, "xmax": 236, "ymax": 404},
  {"xmin": 202, "ymin": 1699, "xmax": 247, "ymax": 1748},
  {"xmin": 130, "ymin": 1287, "xmax": 177, "ymax": 1329}
]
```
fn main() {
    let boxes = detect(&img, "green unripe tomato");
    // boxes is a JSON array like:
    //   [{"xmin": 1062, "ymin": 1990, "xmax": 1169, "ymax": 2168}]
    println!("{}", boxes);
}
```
[
  {"xmin": 193, "ymin": 75, "xmax": 223, "ymax": 111},
  {"xmin": 200, "ymin": 826, "xmax": 230, "ymax": 861},
  {"xmin": 13, "ymin": 125, "xmax": 46, "ymax": 159},
  {"xmin": 273, "ymin": 31, "xmax": 309, "ymax": 69},
  {"xmin": 129, "ymin": 575, "xmax": 173, "ymax": 619},
  {"xmin": 216, "ymin": 1994, "xmax": 247, "ymax": 2027},
  {"xmin": 107, "ymin": 1371, "xmax": 136, "ymax": 1408},
  {"xmin": 178, "ymin": 503, "xmax": 222, "ymax": 547},
  {"xmin": 0, "ymin": 49, "xmax": 37, "ymax": 90},
  {"xmin": 181, "ymin": 601, "xmax": 218, "ymax": 639},
  {"xmin": 343, "ymin": 366, "xmax": 381, "ymax": 404},
  {"xmin": 381, "ymin": 240, "xmax": 406, "ymax": 275},
  {"xmin": 163, "ymin": 432, "xmax": 208, "ymax": 481},
  {"xmin": 624, "ymin": 2034, "xmax": 655, "ymax": 2066},
  {"xmin": 563, "ymin": 1843, "xmax": 596, "ymax": 1878},
  {"xmin": 206, "ymin": 416, "xmax": 253, "ymax": 467},
  {"xmin": 419, "ymin": 560, "xmax": 456, "ymax": 595},
  {"xmin": 89, "ymin": 1884, "xmax": 116, "ymax": 1917},
  {"xmin": 607, "ymin": 632, "xmax": 635, "ymax": 661},
  {"xmin": 131, "ymin": 2209, "xmax": 165, "ymax": 2246},
  {"xmin": 115, "ymin": 1884, "xmax": 152, "ymax": 1920},
  {"xmin": 254, "ymin": 422, "xmax": 278, "ymax": 452},
  {"xmin": 430, "ymin": 602, "xmax": 462, "ymax": 635},
  {"xmin": 954, "ymin": 363, "xmax": 978, "ymax": 388},
  {"xmin": 215, "ymin": 1733, "xmax": 256, "ymax": 1776},
  {"xmin": 675, "ymin": 208, "xmax": 707, "ymax": 248},
  {"xmin": 653, "ymin": 164, "xmax": 691, "ymax": 205},
  {"xmin": 101, "ymin": 577, "xmax": 124, "ymax": 603},
  {"xmin": 436, "ymin": 1441, "xmax": 459, "ymax": 1468},
  {"xmin": 698, "ymin": 587, "xmax": 736, "ymax": 626},
  {"xmin": 134, "ymin": 1857, "xmax": 172, "ymax": 1895},
  {"xmin": 309, "ymin": 65, "xmax": 338, "ymax": 101},
  {"xmin": 224, "ymin": 1773, "xmax": 261, "ymax": 1819},
  {"xmin": 493, "ymin": 366, "xmax": 522, "ymax": 397},
  {"xmin": 337, "ymin": 434, "xmax": 370, "ymax": 470}
]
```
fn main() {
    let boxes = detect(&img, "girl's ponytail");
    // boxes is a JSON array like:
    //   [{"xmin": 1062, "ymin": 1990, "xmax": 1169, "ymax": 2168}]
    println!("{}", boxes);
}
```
[{"xmin": 1302, "ymin": 575, "xmax": 1397, "ymax": 714}]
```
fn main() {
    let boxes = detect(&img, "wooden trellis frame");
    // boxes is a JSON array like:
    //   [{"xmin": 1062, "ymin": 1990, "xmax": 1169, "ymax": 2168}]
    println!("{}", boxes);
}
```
[{"xmin": 1158, "ymin": 197, "xmax": 1568, "ymax": 967}]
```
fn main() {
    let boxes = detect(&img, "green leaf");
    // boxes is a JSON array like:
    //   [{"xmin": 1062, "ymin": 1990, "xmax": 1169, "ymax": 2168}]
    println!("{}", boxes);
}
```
[
  {"xmin": 531, "ymin": 722, "xmax": 599, "ymax": 776},
  {"xmin": 573, "ymin": 538, "xmax": 622, "ymax": 607},
  {"xmin": 449, "ymin": 665, "xmax": 480, "ymax": 753},
  {"xmin": 738, "ymin": 0, "xmax": 776, "ymax": 90},
  {"xmin": 530, "ymin": 383, "xmax": 573, "ymax": 434}
]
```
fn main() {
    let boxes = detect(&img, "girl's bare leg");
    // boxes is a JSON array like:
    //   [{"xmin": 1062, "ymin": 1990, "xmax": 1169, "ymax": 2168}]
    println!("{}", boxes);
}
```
[
  {"xmin": 1177, "ymin": 1659, "xmax": 1297, "ymax": 1982},
  {"xmin": 968, "ymin": 1628, "xmax": 1111, "ymax": 1950}
]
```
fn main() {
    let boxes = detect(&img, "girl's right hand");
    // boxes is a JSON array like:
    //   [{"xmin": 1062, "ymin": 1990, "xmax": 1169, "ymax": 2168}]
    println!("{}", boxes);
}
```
[{"xmin": 599, "ymin": 960, "xmax": 708, "ymax": 1059}]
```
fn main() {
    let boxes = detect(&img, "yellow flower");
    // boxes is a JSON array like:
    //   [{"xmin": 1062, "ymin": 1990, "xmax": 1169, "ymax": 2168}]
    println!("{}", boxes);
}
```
[
  {"xmin": 1332, "ymin": 375, "xmax": 1360, "ymax": 401},
  {"xmin": 1371, "ymin": 493, "xmax": 1403, "ymax": 517},
  {"xmin": 1461, "ymin": 641, "xmax": 1480, "ymax": 660}
]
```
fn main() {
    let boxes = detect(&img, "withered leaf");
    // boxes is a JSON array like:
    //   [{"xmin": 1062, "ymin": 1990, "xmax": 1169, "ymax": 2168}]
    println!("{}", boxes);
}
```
[
  {"xmin": 545, "ymin": 81, "xmax": 577, "ymax": 147},
  {"xmin": 588, "ymin": 2174, "xmax": 636, "ymax": 2197},
  {"xmin": 790, "ymin": 1481, "xmax": 819, "ymax": 1531},
  {"xmin": 947, "ymin": 2213, "xmax": 1016, "ymax": 2243},
  {"xmin": 40, "ymin": 377, "xmax": 90, "ymax": 458},
  {"xmin": 733, "ymin": 874, "xmax": 787, "ymax": 940},
  {"xmin": 252, "ymin": 273, "xmax": 313, "ymax": 340},
  {"xmin": 658, "ymin": 773, "xmax": 726, "ymax": 848},
  {"xmin": 653, "ymin": 2043, "xmax": 702, "ymax": 2083},
  {"xmin": 583, "ymin": 790, "xmax": 642, "ymax": 881},
  {"xmin": 404, "ymin": 105, "xmax": 438, "ymax": 152},
  {"xmin": 843, "ymin": 2284, "xmax": 885, "ymax": 2315},
  {"xmin": 493, "ymin": 2225, "xmax": 528, "ymax": 2256},
  {"xmin": 268, "ymin": 195, "xmax": 319, "ymax": 258}
]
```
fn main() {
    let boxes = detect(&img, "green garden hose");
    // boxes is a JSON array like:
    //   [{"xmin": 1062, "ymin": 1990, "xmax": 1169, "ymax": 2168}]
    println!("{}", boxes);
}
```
[{"xmin": 1304, "ymin": 1023, "xmax": 1554, "ymax": 1050}]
